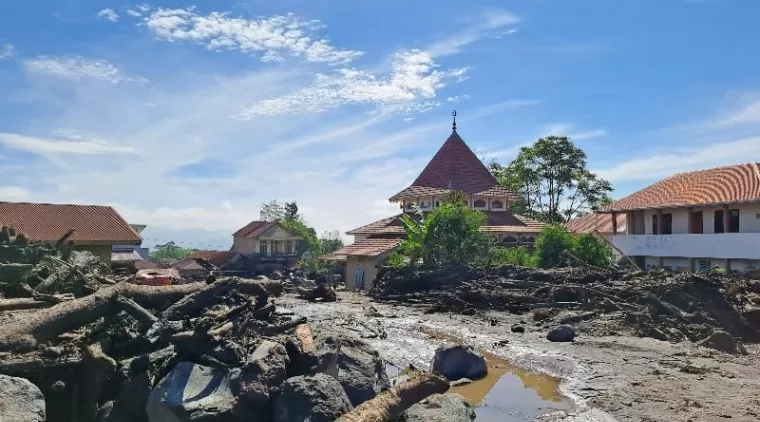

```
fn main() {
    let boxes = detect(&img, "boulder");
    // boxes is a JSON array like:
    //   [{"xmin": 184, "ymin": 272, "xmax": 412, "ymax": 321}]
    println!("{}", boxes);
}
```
[
  {"xmin": 272, "ymin": 373, "xmax": 353, "ymax": 422},
  {"xmin": 145, "ymin": 361, "xmax": 249, "ymax": 422},
  {"xmin": 0, "ymin": 374, "xmax": 46, "ymax": 422},
  {"xmin": 431, "ymin": 344, "xmax": 488, "ymax": 381},
  {"xmin": 232, "ymin": 340, "xmax": 290, "ymax": 418},
  {"xmin": 546, "ymin": 325, "xmax": 576, "ymax": 342},
  {"xmin": 331, "ymin": 332, "xmax": 391, "ymax": 406},
  {"xmin": 698, "ymin": 330, "xmax": 748, "ymax": 355},
  {"xmin": 510, "ymin": 324, "xmax": 525, "ymax": 333},
  {"xmin": 400, "ymin": 393, "xmax": 476, "ymax": 422}
]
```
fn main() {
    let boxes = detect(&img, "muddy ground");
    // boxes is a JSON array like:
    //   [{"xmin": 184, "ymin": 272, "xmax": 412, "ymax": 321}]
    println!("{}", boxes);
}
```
[{"xmin": 280, "ymin": 292, "xmax": 760, "ymax": 422}]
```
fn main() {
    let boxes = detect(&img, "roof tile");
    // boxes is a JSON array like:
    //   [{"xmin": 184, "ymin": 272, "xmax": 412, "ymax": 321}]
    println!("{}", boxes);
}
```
[
  {"xmin": 331, "ymin": 237, "xmax": 402, "ymax": 257},
  {"xmin": 347, "ymin": 211, "xmax": 544, "ymax": 236},
  {"xmin": 0, "ymin": 201, "xmax": 142, "ymax": 244},
  {"xmin": 603, "ymin": 162, "xmax": 760, "ymax": 212},
  {"xmin": 566, "ymin": 213, "xmax": 627, "ymax": 234},
  {"xmin": 232, "ymin": 221, "xmax": 277, "ymax": 238}
]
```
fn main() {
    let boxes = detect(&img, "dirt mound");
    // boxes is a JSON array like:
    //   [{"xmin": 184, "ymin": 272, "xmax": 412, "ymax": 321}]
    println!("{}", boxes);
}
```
[{"xmin": 370, "ymin": 265, "xmax": 760, "ymax": 345}]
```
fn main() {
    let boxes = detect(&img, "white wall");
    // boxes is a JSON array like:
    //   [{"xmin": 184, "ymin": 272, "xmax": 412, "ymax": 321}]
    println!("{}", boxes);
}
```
[
  {"xmin": 613, "ymin": 233, "xmax": 760, "ymax": 260},
  {"xmin": 639, "ymin": 203, "xmax": 760, "ymax": 235}
]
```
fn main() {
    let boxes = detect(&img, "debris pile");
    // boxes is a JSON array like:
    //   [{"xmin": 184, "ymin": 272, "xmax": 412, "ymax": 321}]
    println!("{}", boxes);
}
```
[
  {"xmin": 0, "ymin": 229, "xmax": 451, "ymax": 422},
  {"xmin": 370, "ymin": 265, "xmax": 760, "ymax": 348}
]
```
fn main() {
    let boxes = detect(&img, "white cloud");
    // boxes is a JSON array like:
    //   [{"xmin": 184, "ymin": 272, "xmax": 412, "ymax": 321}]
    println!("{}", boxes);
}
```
[
  {"xmin": 0, "ymin": 186, "xmax": 31, "ymax": 202},
  {"xmin": 595, "ymin": 136, "xmax": 760, "ymax": 182},
  {"xmin": 127, "ymin": 9, "xmax": 142, "ymax": 17},
  {"xmin": 0, "ymin": 133, "xmax": 137, "ymax": 155},
  {"xmin": 544, "ymin": 123, "xmax": 607, "ymax": 140},
  {"xmin": 0, "ymin": 43, "xmax": 13, "ymax": 59},
  {"xmin": 98, "ymin": 8, "xmax": 119, "ymax": 22},
  {"xmin": 715, "ymin": 99, "xmax": 760, "ymax": 127},
  {"xmin": 22, "ymin": 56, "xmax": 125, "ymax": 83},
  {"xmin": 141, "ymin": 7, "xmax": 362, "ymax": 65},
  {"xmin": 428, "ymin": 8, "xmax": 520, "ymax": 57},
  {"xmin": 240, "ymin": 50, "xmax": 468, "ymax": 117}
]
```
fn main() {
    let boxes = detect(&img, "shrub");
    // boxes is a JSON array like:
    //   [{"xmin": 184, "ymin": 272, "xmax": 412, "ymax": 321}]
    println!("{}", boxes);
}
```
[
  {"xmin": 533, "ymin": 225, "xmax": 576, "ymax": 268},
  {"xmin": 573, "ymin": 233, "xmax": 613, "ymax": 268}
]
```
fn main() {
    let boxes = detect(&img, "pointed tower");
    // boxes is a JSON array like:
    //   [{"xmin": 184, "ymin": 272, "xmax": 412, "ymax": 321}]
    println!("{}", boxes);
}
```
[{"xmin": 389, "ymin": 110, "xmax": 516, "ymax": 212}]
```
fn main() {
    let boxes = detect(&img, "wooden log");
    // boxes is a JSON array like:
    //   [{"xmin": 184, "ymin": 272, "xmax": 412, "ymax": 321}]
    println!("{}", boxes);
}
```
[
  {"xmin": 0, "ymin": 281, "xmax": 205, "ymax": 352},
  {"xmin": 161, "ymin": 278, "xmax": 270, "ymax": 320},
  {"xmin": 115, "ymin": 295, "xmax": 158, "ymax": 327},
  {"xmin": 0, "ymin": 298, "xmax": 52, "ymax": 311},
  {"xmin": 336, "ymin": 373, "xmax": 449, "ymax": 422}
]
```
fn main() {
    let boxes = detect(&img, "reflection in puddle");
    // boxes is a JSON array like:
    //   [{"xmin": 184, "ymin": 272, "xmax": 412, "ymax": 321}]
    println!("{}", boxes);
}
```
[{"xmin": 451, "ymin": 351, "xmax": 570, "ymax": 421}]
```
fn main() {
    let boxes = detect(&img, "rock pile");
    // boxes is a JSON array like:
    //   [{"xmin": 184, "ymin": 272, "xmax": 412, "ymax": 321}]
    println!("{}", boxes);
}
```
[{"xmin": 370, "ymin": 264, "xmax": 760, "ymax": 351}]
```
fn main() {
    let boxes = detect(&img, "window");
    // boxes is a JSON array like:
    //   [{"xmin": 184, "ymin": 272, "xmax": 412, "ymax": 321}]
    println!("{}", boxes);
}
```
[
  {"xmin": 652, "ymin": 214, "xmax": 658, "ymax": 235},
  {"xmin": 502, "ymin": 235, "xmax": 517, "ymax": 243},
  {"xmin": 285, "ymin": 241, "xmax": 294, "ymax": 254},
  {"xmin": 690, "ymin": 211, "xmax": 703, "ymax": 234},
  {"xmin": 714, "ymin": 210, "xmax": 724, "ymax": 233},
  {"xmin": 660, "ymin": 213, "xmax": 672, "ymax": 235},
  {"xmin": 420, "ymin": 200, "xmax": 432, "ymax": 209},
  {"xmin": 473, "ymin": 199, "xmax": 487, "ymax": 208},
  {"xmin": 491, "ymin": 200, "xmax": 504, "ymax": 209},
  {"xmin": 728, "ymin": 209, "xmax": 740, "ymax": 233},
  {"xmin": 259, "ymin": 243, "xmax": 268, "ymax": 254}
]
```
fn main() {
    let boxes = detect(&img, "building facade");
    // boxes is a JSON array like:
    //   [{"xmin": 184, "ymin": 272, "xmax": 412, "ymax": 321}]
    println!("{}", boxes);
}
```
[
  {"xmin": 328, "ymin": 115, "xmax": 544, "ymax": 291},
  {"xmin": 598, "ymin": 162, "xmax": 760, "ymax": 272}
]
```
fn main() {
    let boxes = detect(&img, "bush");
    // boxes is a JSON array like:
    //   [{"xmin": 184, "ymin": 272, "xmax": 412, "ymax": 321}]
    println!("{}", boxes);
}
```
[
  {"xmin": 487, "ymin": 246, "xmax": 535, "ymax": 267},
  {"xmin": 573, "ymin": 233, "xmax": 613, "ymax": 268},
  {"xmin": 533, "ymin": 225, "xmax": 576, "ymax": 268}
]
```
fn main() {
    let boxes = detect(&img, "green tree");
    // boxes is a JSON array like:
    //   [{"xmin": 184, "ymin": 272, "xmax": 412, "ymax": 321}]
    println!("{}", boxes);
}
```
[
  {"xmin": 573, "ymin": 233, "xmax": 614, "ymax": 268},
  {"xmin": 260, "ymin": 200, "xmax": 286, "ymax": 222},
  {"xmin": 490, "ymin": 136, "xmax": 613, "ymax": 223},
  {"xmin": 396, "ymin": 190, "xmax": 488, "ymax": 266},
  {"xmin": 320, "ymin": 230, "xmax": 344, "ymax": 254},
  {"xmin": 532, "ymin": 225, "xmax": 613, "ymax": 269},
  {"xmin": 149, "ymin": 241, "xmax": 197, "ymax": 262},
  {"xmin": 284, "ymin": 202, "xmax": 299, "ymax": 221}
]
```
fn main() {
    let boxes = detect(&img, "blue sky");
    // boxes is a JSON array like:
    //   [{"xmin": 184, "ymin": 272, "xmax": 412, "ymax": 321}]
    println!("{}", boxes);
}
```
[{"xmin": 2, "ymin": 0, "xmax": 760, "ymax": 249}]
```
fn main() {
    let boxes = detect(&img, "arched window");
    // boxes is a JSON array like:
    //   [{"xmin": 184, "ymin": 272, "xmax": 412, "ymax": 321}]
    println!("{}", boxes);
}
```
[
  {"xmin": 526, "ymin": 236, "xmax": 536, "ymax": 243},
  {"xmin": 491, "ymin": 200, "xmax": 504, "ymax": 209},
  {"xmin": 502, "ymin": 235, "xmax": 518, "ymax": 243},
  {"xmin": 473, "ymin": 199, "xmax": 487, "ymax": 208}
]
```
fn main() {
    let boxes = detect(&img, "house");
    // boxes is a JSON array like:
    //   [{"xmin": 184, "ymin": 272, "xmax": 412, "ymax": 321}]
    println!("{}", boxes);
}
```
[
  {"xmin": 112, "ymin": 224, "xmax": 150, "ymax": 268},
  {"xmin": 329, "ymin": 114, "xmax": 544, "ymax": 291},
  {"xmin": 231, "ymin": 220, "xmax": 303, "ymax": 273},
  {"xmin": 171, "ymin": 251, "xmax": 254, "ymax": 279},
  {"xmin": 0, "ymin": 201, "xmax": 142, "ymax": 264},
  {"xmin": 566, "ymin": 213, "xmax": 627, "ymax": 261},
  {"xmin": 596, "ymin": 162, "xmax": 760, "ymax": 272}
]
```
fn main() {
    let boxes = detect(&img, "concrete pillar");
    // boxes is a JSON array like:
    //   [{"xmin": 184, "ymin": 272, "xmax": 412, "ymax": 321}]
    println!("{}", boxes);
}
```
[
  {"xmin": 723, "ymin": 204, "xmax": 730, "ymax": 233},
  {"xmin": 611, "ymin": 212, "xmax": 618, "ymax": 235}
]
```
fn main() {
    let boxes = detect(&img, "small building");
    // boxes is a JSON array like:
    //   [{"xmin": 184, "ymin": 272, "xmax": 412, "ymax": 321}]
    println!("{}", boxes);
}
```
[
  {"xmin": 330, "ymin": 113, "xmax": 545, "ymax": 291},
  {"xmin": 0, "ymin": 201, "xmax": 142, "ymax": 264},
  {"xmin": 231, "ymin": 221, "xmax": 303, "ymax": 273},
  {"xmin": 596, "ymin": 162, "xmax": 760, "ymax": 272}
]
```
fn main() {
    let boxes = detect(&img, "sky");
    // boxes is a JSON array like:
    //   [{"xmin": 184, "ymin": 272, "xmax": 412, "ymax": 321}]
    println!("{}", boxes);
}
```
[{"xmin": 2, "ymin": 0, "xmax": 760, "ymax": 250}]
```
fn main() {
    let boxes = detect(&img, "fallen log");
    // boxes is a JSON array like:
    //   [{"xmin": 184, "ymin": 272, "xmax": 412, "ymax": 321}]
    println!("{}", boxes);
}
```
[
  {"xmin": 162, "ymin": 278, "xmax": 271, "ymax": 320},
  {"xmin": 336, "ymin": 373, "xmax": 449, "ymax": 422},
  {"xmin": 0, "ymin": 281, "xmax": 205, "ymax": 352},
  {"xmin": 0, "ymin": 298, "xmax": 52, "ymax": 311}
]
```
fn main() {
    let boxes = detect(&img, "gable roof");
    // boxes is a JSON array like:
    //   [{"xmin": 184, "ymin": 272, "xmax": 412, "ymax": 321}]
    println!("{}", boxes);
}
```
[
  {"xmin": 330, "ymin": 236, "xmax": 402, "ymax": 258},
  {"xmin": 232, "ymin": 220, "xmax": 301, "ymax": 239},
  {"xmin": 601, "ymin": 162, "xmax": 760, "ymax": 212},
  {"xmin": 0, "ymin": 201, "xmax": 142, "ymax": 244},
  {"xmin": 566, "ymin": 213, "xmax": 627, "ymax": 235},
  {"xmin": 346, "ymin": 211, "xmax": 544, "ymax": 236},
  {"xmin": 389, "ymin": 130, "xmax": 516, "ymax": 201}
]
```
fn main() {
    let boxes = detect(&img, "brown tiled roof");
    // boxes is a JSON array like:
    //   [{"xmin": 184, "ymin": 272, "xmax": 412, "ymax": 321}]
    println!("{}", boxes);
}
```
[
  {"xmin": 347, "ymin": 211, "xmax": 545, "ymax": 236},
  {"xmin": 331, "ymin": 237, "xmax": 402, "ymax": 257},
  {"xmin": 566, "ymin": 213, "xmax": 627, "ymax": 234},
  {"xmin": 0, "ymin": 201, "xmax": 142, "ymax": 244},
  {"xmin": 233, "ymin": 221, "xmax": 277, "ymax": 238},
  {"xmin": 602, "ymin": 162, "xmax": 760, "ymax": 212},
  {"xmin": 389, "ymin": 130, "xmax": 517, "ymax": 201}
]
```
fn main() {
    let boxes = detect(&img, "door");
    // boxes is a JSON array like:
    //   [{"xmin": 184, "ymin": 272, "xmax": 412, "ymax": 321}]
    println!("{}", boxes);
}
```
[
  {"xmin": 690, "ymin": 211, "xmax": 703, "ymax": 233},
  {"xmin": 355, "ymin": 267, "xmax": 365, "ymax": 290}
]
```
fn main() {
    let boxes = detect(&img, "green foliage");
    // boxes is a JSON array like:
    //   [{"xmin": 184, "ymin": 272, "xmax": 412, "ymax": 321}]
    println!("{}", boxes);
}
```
[
  {"xmin": 486, "ymin": 245, "xmax": 536, "ymax": 267},
  {"xmin": 387, "ymin": 251, "xmax": 406, "ymax": 268},
  {"xmin": 320, "ymin": 230, "xmax": 344, "ymax": 254},
  {"xmin": 149, "ymin": 241, "xmax": 197, "ymax": 262},
  {"xmin": 395, "ymin": 191, "xmax": 488, "ymax": 266},
  {"xmin": 532, "ymin": 225, "xmax": 613, "ymax": 269},
  {"xmin": 259, "ymin": 200, "xmax": 301, "ymax": 222},
  {"xmin": 490, "ymin": 136, "xmax": 613, "ymax": 223}
]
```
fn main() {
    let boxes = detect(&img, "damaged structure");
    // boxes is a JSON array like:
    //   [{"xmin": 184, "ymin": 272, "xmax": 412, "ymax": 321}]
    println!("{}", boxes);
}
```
[
  {"xmin": 597, "ymin": 162, "xmax": 760, "ymax": 272},
  {"xmin": 328, "ymin": 114, "xmax": 544, "ymax": 291}
]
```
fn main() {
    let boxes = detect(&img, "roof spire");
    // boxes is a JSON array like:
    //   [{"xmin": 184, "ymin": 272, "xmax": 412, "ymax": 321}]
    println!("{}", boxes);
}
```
[{"xmin": 451, "ymin": 109, "xmax": 457, "ymax": 131}]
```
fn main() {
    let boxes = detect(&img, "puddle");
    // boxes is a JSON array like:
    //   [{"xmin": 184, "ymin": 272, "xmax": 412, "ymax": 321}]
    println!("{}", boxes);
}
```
[{"xmin": 420, "ymin": 327, "xmax": 571, "ymax": 421}]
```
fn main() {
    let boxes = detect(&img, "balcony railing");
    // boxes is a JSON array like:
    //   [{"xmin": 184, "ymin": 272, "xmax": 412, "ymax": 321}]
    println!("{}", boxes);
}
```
[
  {"xmin": 251, "ymin": 252, "xmax": 299, "ymax": 259},
  {"xmin": 612, "ymin": 233, "xmax": 760, "ymax": 260}
]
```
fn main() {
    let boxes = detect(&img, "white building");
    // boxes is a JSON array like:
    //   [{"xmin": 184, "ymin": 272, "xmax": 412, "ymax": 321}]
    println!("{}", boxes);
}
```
[{"xmin": 597, "ymin": 162, "xmax": 760, "ymax": 272}]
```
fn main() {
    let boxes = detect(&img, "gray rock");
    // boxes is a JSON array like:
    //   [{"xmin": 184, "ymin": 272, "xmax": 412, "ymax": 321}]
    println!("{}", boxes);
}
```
[
  {"xmin": 231, "ymin": 340, "xmax": 290, "ymax": 419},
  {"xmin": 332, "ymin": 333, "xmax": 391, "ymax": 406},
  {"xmin": 146, "ymin": 361, "xmax": 248, "ymax": 422},
  {"xmin": 272, "ymin": 373, "xmax": 353, "ymax": 422},
  {"xmin": 546, "ymin": 325, "xmax": 576, "ymax": 342},
  {"xmin": 400, "ymin": 394, "xmax": 475, "ymax": 422},
  {"xmin": 116, "ymin": 370, "xmax": 153, "ymax": 419},
  {"xmin": 431, "ymin": 344, "xmax": 488, "ymax": 381},
  {"xmin": 0, "ymin": 374, "xmax": 46, "ymax": 422}
]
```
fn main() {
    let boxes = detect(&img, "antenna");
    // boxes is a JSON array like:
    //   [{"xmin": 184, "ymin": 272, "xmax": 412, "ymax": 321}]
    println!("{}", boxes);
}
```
[{"xmin": 451, "ymin": 110, "xmax": 457, "ymax": 131}]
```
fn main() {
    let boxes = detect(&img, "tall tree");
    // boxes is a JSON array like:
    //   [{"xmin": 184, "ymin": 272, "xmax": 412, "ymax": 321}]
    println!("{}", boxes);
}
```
[
  {"xmin": 490, "ymin": 136, "xmax": 612, "ymax": 223},
  {"xmin": 149, "ymin": 241, "xmax": 196, "ymax": 262},
  {"xmin": 259, "ymin": 200, "xmax": 286, "ymax": 222},
  {"xmin": 284, "ymin": 202, "xmax": 299, "ymax": 221}
]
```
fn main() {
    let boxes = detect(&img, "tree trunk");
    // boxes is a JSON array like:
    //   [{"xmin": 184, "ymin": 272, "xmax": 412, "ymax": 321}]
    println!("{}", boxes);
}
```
[
  {"xmin": 161, "ymin": 278, "xmax": 273, "ymax": 320},
  {"xmin": 0, "ymin": 281, "xmax": 206, "ymax": 352},
  {"xmin": 336, "ymin": 374, "xmax": 449, "ymax": 422},
  {"xmin": 0, "ymin": 298, "xmax": 52, "ymax": 311}
]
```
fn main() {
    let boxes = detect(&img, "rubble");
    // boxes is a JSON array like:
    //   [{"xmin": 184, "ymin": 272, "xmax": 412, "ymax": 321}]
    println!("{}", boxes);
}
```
[
  {"xmin": 0, "ymin": 228, "xmax": 448, "ymax": 422},
  {"xmin": 370, "ymin": 265, "xmax": 760, "ymax": 348}
]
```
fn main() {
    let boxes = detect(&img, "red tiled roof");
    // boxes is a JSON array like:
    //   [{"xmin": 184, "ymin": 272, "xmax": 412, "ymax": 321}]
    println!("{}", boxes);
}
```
[
  {"xmin": 602, "ymin": 162, "xmax": 760, "ymax": 212},
  {"xmin": 232, "ymin": 221, "xmax": 277, "ymax": 238},
  {"xmin": 0, "ymin": 201, "xmax": 142, "ymax": 244},
  {"xmin": 331, "ymin": 237, "xmax": 402, "ymax": 257},
  {"xmin": 186, "ymin": 251, "xmax": 241, "ymax": 267},
  {"xmin": 347, "ymin": 211, "xmax": 545, "ymax": 236},
  {"xmin": 389, "ymin": 130, "xmax": 517, "ymax": 201},
  {"xmin": 566, "ymin": 213, "xmax": 627, "ymax": 234}
]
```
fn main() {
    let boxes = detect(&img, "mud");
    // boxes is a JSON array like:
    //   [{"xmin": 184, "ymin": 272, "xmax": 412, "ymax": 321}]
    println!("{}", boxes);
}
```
[{"xmin": 281, "ymin": 292, "xmax": 760, "ymax": 422}]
